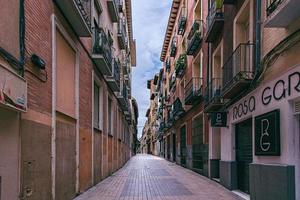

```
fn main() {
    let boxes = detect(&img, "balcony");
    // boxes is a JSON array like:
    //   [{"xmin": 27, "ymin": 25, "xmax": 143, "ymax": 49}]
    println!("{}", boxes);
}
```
[
  {"xmin": 54, "ymin": 0, "xmax": 91, "ymax": 36},
  {"xmin": 187, "ymin": 20, "xmax": 204, "ymax": 56},
  {"xmin": 106, "ymin": 58, "xmax": 121, "ymax": 92},
  {"xmin": 170, "ymin": 37, "xmax": 177, "ymax": 57},
  {"xmin": 166, "ymin": 59, "xmax": 171, "ymax": 72},
  {"xmin": 159, "ymin": 121, "xmax": 166, "ymax": 133},
  {"xmin": 169, "ymin": 72, "xmax": 176, "ymax": 91},
  {"xmin": 107, "ymin": 0, "xmax": 119, "ymax": 22},
  {"xmin": 177, "ymin": 7, "xmax": 187, "ymax": 35},
  {"xmin": 92, "ymin": 26, "xmax": 113, "ymax": 76},
  {"xmin": 118, "ymin": 0, "xmax": 124, "ymax": 12},
  {"xmin": 173, "ymin": 98, "xmax": 185, "ymax": 120},
  {"xmin": 222, "ymin": 43, "xmax": 255, "ymax": 99},
  {"xmin": 265, "ymin": 0, "xmax": 300, "ymax": 27},
  {"xmin": 117, "ymin": 83, "xmax": 129, "ymax": 112},
  {"xmin": 204, "ymin": 78, "xmax": 224, "ymax": 112},
  {"xmin": 205, "ymin": 0, "xmax": 224, "ymax": 42},
  {"xmin": 185, "ymin": 77, "xmax": 203, "ymax": 105},
  {"xmin": 118, "ymin": 18, "xmax": 127, "ymax": 49},
  {"xmin": 167, "ymin": 110, "xmax": 174, "ymax": 128},
  {"xmin": 175, "ymin": 54, "xmax": 187, "ymax": 78}
]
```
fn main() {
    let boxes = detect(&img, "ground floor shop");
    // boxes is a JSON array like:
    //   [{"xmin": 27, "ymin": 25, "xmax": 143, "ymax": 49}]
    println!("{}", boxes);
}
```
[
  {"xmin": 160, "ymin": 112, "xmax": 209, "ymax": 177},
  {"xmin": 209, "ymin": 64, "xmax": 300, "ymax": 199}
]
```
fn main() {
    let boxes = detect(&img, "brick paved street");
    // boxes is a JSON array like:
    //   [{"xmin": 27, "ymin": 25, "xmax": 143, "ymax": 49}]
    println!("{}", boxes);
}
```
[{"xmin": 75, "ymin": 154, "xmax": 242, "ymax": 200}]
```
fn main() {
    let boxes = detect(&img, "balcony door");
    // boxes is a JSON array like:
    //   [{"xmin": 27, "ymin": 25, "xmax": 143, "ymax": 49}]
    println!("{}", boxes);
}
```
[{"xmin": 192, "ymin": 115, "xmax": 208, "ymax": 176}]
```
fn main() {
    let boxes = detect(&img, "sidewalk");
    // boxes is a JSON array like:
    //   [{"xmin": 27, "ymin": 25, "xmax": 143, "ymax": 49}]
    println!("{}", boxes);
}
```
[{"xmin": 74, "ymin": 154, "xmax": 242, "ymax": 200}]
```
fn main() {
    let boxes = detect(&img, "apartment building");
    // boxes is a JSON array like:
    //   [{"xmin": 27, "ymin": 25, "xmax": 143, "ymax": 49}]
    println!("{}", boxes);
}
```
[
  {"xmin": 141, "ymin": 76, "xmax": 160, "ymax": 155},
  {"xmin": 205, "ymin": 0, "xmax": 300, "ymax": 199},
  {"xmin": 0, "ymin": 0, "xmax": 137, "ymax": 199},
  {"xmin": 152, "ymin": 0, "xmax": 210, "ymax": 176}
]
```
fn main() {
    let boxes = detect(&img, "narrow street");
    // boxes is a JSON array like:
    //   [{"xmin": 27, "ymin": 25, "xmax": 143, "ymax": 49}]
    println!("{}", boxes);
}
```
[{"xmin": 75, "ymin": 154, "xmax": 241, "ymax": 200}]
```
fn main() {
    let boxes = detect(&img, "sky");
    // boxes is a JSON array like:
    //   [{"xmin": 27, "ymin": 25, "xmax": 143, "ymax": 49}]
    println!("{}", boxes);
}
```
[{"xmin": 131, "ymin": 0, "xmax": 172, "ymax": 138}]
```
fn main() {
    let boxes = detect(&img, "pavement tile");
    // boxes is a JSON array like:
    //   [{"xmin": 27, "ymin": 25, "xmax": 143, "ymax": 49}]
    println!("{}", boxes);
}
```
[{"xmin": 74, "ymin": 154, "xmax": 243, "ymax": 200}]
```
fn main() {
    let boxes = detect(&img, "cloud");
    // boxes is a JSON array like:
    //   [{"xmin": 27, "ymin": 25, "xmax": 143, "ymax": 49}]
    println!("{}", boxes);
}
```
[{"xmin": 131, "ymin": 0, "xmax": 172, "ymax": 138}]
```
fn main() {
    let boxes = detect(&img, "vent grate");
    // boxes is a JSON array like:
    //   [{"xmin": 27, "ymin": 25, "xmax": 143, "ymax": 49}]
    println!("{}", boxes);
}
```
[{"xmin": 294, "ymin": 101, "xmax": 300, "ymax": 114}]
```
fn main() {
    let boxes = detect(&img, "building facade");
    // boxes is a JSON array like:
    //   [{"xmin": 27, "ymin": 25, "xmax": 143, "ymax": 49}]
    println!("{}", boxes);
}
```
[
  {"xmin": 0, "ymin": 0, "xmax": 137, "ymax": 199},
  {"xmin": 148, "ymin": 0, "xmax": 210, "ymax": 176},
  {"xmin": 149, "ymin": 0, "xmax": 300, "ymax": 199},
  {"xmin": 205, "ymin": 0, "xmax": 300, "ymax": 199}
]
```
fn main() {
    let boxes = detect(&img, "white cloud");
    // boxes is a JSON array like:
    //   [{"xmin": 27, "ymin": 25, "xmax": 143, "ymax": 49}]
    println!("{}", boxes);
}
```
[{"xmin": 131, "ymin": 0, "xmax": 172, "ymax": 138}]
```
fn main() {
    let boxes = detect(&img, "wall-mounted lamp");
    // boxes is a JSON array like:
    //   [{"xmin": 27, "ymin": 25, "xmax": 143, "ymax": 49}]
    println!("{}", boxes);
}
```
[{"xmin": 31, "ymin": 54, "xmax": 46, "ymax": 70}]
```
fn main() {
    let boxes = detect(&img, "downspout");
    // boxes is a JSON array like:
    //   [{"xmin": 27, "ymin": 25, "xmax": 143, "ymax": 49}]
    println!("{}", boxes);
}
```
[
  {"xmin": 253, "ymin": 0, "xmax": 262, "ymax": 84},
  {"xmin": 20, "ymin": 0, "xmax": 25, "ymax": 76}
]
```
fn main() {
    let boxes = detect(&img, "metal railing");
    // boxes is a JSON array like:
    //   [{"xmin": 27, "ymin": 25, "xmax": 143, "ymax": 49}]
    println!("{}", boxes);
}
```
[
  {"xmin": 187, "ymin": 20, "xmax": 204, "ymax": 55},
  {"xmin": 178, "ymin": 7, "xmax": 187, "ymax": 35},
  {"xmin": 93, "ymin": 26, "xmax": 113, "ymax": 66},
  {"xmin": 175, "ymin": 53, "xmax": 187, "ymax": 78},
  {"xmin": 266, "ymin": 0, "xmax": 283, "ymax": 16},
  {"xmin": 222, "ymin": 43, "xmax": 255, "ymax": 92},
  {"xmin": 185, "ymin": 77, "xmax": 203, "ymax": 101},
  {"xmin": 166, "ymin": 59, "xmax": 171, "ymax": 71},
  {"xmin": 173, "ymin": 98, "xmax": 184, "ymax": 117},
  {"xmin": 113, "ymin": 58, "xmax": 121, "ymax": 87},
  {"xmin": 75, "ymin": 0, "xmax": 92, "ymax": 28},
  {"xmin": 205, "ymin": 78, "xmax": 222, "ymax": 104},
  {"xmin": 170, "ymin": 37, "xmax": 177, "ymax": 57},
  {"xmin": 118, "ymin": 18, "xmax": 127, "ymax": 43},
  {"xmin": 206, "ymin": 0, "xmax": 223, "ymax": 31}
]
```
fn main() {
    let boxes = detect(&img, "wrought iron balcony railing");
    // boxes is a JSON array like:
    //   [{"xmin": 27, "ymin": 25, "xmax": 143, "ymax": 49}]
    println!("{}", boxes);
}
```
[
  {"xmin": 187, "ymin": 20, "xmax": 204, "ymax": 56},
  {"xmin": 205, "ymin": 0, "xmax": 224, "ymax": 42},
  {"xmin": 173, "ymin": 98, "xmax": 185, "ymax": 119},
  {"xmin": 175, "ymin": 53, "xmax": 187, "ymax": 78},
  {"xmin": 222, "ymin": 43, "xmax": 255, "ymax": 98},
  {"xmin": 113, "ymin": 58, "xmax": 121, "ymax": 86},
  {"xmin": 55, "ymin": 0, "xmax": 91, "ymax": 36},
  {"xmin": 266, "ymin": 0, "xmax": 283, "ymax": 16},
  {"xmin": 170, "ymin": 37, "xmax": 177, "ymax": 57},
  {"xmin": 166, "ymin": 59, "xmax": 171, "ymax": 71},
  {"xmin": 118, "ymin": 18, "xmax": 127, "ymax": 49},
  {"xmin": 177, "ymin": 7, "xmax": 187, "ymax": 35},
  {"xmin": 169, "ymin": 72, "xmax": 176, "ymax": 91},
  {"xmin": 93, "ymin": 26, "xmax": 113, "ymax": 73},
  {"xmin": 205, "ymin": 78, "xmax": 222, "ymax": 105},
  {"xmin": 75, "ymin": 0, "xmax": 91, "ymax": 28},
  {"xmin": 185, "ymin": 77, "xmax": 203, "ymax": 105}
]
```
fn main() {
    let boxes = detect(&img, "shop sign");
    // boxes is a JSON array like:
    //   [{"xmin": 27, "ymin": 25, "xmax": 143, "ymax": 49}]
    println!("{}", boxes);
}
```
[
  {"xmin": 231, "ymin": 68, "xmax": 300, "ymax": 122},
  {"xmin": 255, "ymin": 109, "xmax": 280, "ymax": 156},
  {"xmin": 211, "ymin": 112, "xmax": 227, "ymax": 127},
  {"xmin": 0, "ymin": 64, "xmax": 27, "ymax": 112}
]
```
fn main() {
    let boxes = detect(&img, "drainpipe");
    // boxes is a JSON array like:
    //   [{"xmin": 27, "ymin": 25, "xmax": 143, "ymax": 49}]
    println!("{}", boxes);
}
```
[
  {"xmin": 20, "ymin": 0, "xmax": 25, "ymax": 76},
  {"xmin": 254, "ymin": 0, "xmax": 262, "ymax": 81}
]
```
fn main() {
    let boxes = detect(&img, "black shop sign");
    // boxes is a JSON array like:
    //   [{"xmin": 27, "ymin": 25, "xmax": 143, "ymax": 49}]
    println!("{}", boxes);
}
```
[
  {"xmin": 255, "ymin": 109, "xmax": 280, "ymax": 156},
  {"xmin": 211, "ymin": 112, "xmax": 227, "ymax": 127}
]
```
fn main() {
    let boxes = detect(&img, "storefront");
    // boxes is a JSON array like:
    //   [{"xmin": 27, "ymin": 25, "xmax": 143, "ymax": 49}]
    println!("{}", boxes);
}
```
[
  {"xmin": 214, "ymin": 64, "xmax": 300, "ymax": 199},
  {"xmin": 0, "ymin": 63, "xmax": 27, "ymax": 200}
]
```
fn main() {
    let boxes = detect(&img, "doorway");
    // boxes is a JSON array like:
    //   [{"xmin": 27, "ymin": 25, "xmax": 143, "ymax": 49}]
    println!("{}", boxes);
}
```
[
  {"xmin": 236, "ymin": 118, "xmax": 253, "ymax": 194},
  {"xmin": 180, "ymin": 125, "xmax": 187, "ymax": 167},
  {"xmin": 172, "ymin": 133, "xmax": 176, "ymax": 162}
]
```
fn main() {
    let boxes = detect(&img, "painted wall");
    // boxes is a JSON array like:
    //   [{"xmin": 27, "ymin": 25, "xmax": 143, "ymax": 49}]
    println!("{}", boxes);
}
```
[{"xmin": 0, "ymin": 108, "xmax": 20, "ymax": 200}]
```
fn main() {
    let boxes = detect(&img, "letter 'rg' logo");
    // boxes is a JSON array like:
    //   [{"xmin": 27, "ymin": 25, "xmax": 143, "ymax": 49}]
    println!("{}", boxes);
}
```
[{"xmin": 260, "ymin": 119, "xmax": 271, "ymax": 152}]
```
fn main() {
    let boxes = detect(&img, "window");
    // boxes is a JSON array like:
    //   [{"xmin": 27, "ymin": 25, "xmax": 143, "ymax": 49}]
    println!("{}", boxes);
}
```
[
  {"xmin": 108, "ymin": 97, "xmax": 113, "ymax": 135},
  {"xmin": 94, "ymin": 81, "xmax": 103, "ymax": 129}
]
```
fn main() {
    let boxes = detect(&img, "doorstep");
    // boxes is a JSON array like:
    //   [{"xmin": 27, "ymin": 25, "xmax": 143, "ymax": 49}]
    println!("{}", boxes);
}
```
[{"xmin": 232, "ymin": 190, "xmax": 250, "ymax": 200}]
